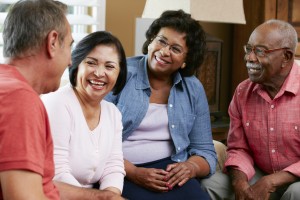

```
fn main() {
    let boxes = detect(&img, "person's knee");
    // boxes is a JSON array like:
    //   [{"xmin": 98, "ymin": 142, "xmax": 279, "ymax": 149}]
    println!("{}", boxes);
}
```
[
  {"xmin": 281, "ymin": 182, "xmax": 300, "ymax": 199},
  {"xmin": 201, "ymin": 172, "xmax": 233, "ymax": 200}
]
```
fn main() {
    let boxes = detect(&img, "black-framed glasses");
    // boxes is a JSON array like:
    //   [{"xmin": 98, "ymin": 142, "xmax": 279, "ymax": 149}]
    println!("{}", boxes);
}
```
[
  {"xmin": 153, "ymin": 35, "xmax": 186, "ymax": 55},
  {"xmin": 243, "ymin": 45, "xmax": 290, "ymax": 57}
]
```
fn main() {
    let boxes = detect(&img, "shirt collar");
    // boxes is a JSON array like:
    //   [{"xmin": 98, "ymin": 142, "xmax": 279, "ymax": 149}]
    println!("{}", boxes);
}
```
[
  {"xmin": 281, "ymin": 62, "xmax": 300, "ymax": 95},
  {"xmin": 253, "ymin": 62, "xmax": 300, "ymax": 96}
]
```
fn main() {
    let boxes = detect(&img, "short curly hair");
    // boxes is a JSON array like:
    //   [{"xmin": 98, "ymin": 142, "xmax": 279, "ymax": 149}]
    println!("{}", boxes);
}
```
[{"xmin": 142, "ymin": 9, "xmax": 206, "ymax": 77}]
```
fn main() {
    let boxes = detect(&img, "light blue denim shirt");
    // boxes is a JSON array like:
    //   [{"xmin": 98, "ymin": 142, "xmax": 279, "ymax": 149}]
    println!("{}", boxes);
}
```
[{"xmin": 105, "ymin": 55, "xmax": 217, "ymax": 176}]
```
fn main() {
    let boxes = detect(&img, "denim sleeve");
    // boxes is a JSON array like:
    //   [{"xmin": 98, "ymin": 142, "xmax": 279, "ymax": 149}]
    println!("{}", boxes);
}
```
[
  {"xmin": 187, "ymin": 84, "xmax": 217, "ymax": 177},
  {"xmin": 104, "ymin": 91, "xmax": 118, "ymax": 104}
]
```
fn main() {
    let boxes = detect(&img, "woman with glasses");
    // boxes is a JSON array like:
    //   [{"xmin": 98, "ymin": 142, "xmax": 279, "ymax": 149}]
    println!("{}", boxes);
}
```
[
  {"xmin": 41, "ymin": 31, "xmax": 127, "ymax": 200},
  {"xmin": 105, "ymin": 10, "xmax": 217, "ymax": 200}
]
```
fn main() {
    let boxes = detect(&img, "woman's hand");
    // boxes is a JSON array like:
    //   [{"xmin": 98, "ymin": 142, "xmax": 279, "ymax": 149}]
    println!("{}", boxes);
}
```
[
  {"xmin": 163, "ymin": 161, "xmax": 196, "ymax": 190},
  {"xmin": 131, "ymin": 167, "xmax": 169, "ymax": 192}
]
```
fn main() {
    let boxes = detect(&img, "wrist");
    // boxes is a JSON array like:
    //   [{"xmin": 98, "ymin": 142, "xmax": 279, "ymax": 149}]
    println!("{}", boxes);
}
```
[
  {"xmin": 186, "ymin": 161, "xmax": 199, "ymax": 178},
  {"xmin": 232, "ymin": 179, "xmax": 249, "ymax": 192}
]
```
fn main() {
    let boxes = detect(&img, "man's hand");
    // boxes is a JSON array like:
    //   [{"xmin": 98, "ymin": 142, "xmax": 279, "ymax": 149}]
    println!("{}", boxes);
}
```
[{"xmin": 233, "ymin": 177, "xmax": 273, "ymax": 200}]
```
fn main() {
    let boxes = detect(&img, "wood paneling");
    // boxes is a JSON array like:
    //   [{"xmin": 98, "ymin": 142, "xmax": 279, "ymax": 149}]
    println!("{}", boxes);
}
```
[{"xmin": 275, "ymin": 0, "xmax": 300, "ymax": 58}]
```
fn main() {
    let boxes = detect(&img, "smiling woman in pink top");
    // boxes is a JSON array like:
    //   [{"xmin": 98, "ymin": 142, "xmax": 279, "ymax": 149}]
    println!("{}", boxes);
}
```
[{"xmin": 42, "ymin": 31, "xmax": 127, "ymax": 200}]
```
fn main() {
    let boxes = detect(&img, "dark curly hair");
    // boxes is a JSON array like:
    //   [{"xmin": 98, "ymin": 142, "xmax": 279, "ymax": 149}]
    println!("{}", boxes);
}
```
[
  {"xmin": 142, "ymin": 10, "xmax": 206, "ymax": 77},
  {"xmin": 69, "ymin": 31, "xmax": 127, "ymax": 95}
]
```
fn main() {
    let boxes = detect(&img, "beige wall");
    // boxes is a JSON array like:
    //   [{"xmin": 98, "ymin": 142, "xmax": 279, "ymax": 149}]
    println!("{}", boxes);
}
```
[
  {"xmin": 106, "ymin": 0, "xmax": 146, "ymax": 57},
  {"xmin": 106, "ymin": 1, "xmax": 233, "ymax": 113}
]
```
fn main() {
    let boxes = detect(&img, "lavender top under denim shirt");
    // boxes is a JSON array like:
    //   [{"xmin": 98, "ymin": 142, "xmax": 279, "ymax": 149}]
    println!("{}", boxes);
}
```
[{"xmin": 105, "ymin": 55, "xmax": 217, "ymax": 176}]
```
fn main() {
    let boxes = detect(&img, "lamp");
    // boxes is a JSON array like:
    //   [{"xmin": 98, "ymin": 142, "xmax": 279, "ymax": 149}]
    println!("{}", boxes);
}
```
[{"xmin": 141, "ymin": 0, "xmax": 246, "ymax": 24}]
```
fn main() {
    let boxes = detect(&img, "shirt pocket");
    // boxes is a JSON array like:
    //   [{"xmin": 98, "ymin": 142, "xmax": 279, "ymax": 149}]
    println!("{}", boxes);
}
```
[
  {"xmin": 245, "ymin": 120, "xmax": 264, "ymax": 155},
  {"xmin": 281, "ymin": 122, "xmax": 300, "ymax": 157}
]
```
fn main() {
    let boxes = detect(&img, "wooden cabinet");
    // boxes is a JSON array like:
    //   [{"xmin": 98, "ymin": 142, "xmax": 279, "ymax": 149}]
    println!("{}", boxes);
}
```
[
  {"xmin": 196, "ymin": 34, "xmax": 223, "ymax": 113},
  {"xmin": 231, "ymin": 0, "xmax": 300, "ymax": 95},
  {"xmin": 195, "ymin": 34, "xmax": 230, "ymax": 143}
]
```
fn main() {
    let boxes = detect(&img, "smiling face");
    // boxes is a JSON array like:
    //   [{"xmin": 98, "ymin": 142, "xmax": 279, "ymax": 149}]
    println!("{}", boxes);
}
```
[
  {"xmin": 75, "ymin": 44, "xmax": 120, "ymax": 102},
  {"xmin": 245, "ymin": 24, "xmax": 288, "ymax": 86},
  {"xmin": 147, "ymin": 27, "xmax": 187, "ymax": 79}
]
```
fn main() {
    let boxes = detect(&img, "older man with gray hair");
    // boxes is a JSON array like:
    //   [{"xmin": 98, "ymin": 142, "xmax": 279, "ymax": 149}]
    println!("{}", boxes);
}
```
[{"xmin": 202, "ymin": 19, "xmax": 300, "ymax": 200}]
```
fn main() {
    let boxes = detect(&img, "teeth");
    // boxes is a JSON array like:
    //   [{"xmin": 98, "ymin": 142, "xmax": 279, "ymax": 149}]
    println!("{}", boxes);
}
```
[
  {"xmin": 249, "ymin": 68, "xmax": 259, "ymax": 72},
  {"xmin": 90, "ymin": 80, "xmax": 104, "ymax": 86},
  {"xmin": 246, "ymin": 62, "xmax": 261, "ymax": 71},
  {"xmin": 156, "ymin": 56, "xmax": 168, "ymax": 64}
]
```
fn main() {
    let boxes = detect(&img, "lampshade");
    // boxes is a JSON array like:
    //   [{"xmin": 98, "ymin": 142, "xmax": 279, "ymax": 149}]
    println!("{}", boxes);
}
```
[{"xmin": 142, "ymin": 0, "xmax": 246, "ymax": 24}]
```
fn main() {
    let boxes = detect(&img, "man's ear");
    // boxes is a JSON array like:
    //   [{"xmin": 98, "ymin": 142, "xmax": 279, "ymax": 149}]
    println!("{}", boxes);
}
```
[
  {"xmin": 283, "ymin": 49, "xmax": 293, "ymax": 63},
  {"xmin": 46, "ymin": 30, "xmax": 59, "ymax": 58}
]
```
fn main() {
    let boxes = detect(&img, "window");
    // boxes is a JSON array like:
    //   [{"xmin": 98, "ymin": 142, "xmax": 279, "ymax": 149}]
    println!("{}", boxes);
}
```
[{"xmin": 0, "ymin": 0, "xmax": 106, "ymax": 63}]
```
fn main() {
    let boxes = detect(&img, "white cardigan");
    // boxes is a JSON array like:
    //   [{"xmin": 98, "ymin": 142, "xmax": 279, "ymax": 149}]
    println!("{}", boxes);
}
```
[{"xmin": 41, "ymin": 84, "xmax": 125, "ymax": 191}]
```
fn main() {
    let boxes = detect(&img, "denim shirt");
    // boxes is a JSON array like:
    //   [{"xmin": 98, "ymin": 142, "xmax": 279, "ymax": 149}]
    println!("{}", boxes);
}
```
[{"xmin": 105, "ymin": 55, "xmax": 217, "ymax": 176}]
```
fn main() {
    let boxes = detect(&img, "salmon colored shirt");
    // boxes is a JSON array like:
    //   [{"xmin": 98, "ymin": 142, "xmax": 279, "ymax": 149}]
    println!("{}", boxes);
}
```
[
  {"xmin": 0, "ymin": 65, "xmax": 59, "ymax": 199},
  {"xmin": 225, "ymin": 62, "xmax": 300, "ymax": 181}
]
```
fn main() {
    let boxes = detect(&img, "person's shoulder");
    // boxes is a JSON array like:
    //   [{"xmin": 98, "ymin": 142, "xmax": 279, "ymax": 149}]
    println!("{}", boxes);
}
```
[
  {"xmin": 126, "ymin": 56, "xmax": 145, "ymax": 69},
  {"xmin": 232, "ymin": 78, "xmax": 257, "ymax": 99},
  {"xmin": 126, "ymin": 55, "xmax": 146, "ymax": 78},
  {"xmin": 182, "ymin": 75, "xmax": 204, "ymax": 90},
  {"xmin": 102, "ymin": 100, "xmax": 119, "ymax": 111},
  {"xmin": 126, "ymin": 55, "xmax": 144, "ymax": 65},
  {"xmin": 41, "ymin": 84, "xmax": 73, "ymax": 105},
  {"xmin": 101, "ymin": 100, "xmax": 122, "ymax": 117},
  {"xmin": 236, "ymin": 78, "xmax": 254, "ymax": 91},
  {"xmin": 0, "ymin": 65, "xmax": 35, "ymax": 94}
]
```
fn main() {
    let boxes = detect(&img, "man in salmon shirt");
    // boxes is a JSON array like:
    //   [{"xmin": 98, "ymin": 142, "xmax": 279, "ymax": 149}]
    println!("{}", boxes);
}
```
[{"xmin": 0, "ymin": 0, "xmax": 73, "ymax": 199}]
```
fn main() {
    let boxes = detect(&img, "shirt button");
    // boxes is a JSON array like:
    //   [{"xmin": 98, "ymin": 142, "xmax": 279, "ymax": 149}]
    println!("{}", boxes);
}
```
[
  {"xmin": 271, "ymin": 149, "xmax": 275, "ymax": 153},
  {"xmin": 177, "ymin": 147, "xmax": 181, "ymax": 151},
  {"xmin": 169, "ymin": 104, "xmax": 173, "ymax": 108},
  {"xmin": 177, "ymin": 159, "xmax": 180, "ymax": 162},
  {"xmin": 271, "ymin": 105, "xmax": 274, "ymax": 109},
  {"xmin": 270, "ymin": 127, "xmax": 274, "ymax": 131},
  {"xmin": 246, "ymin": 122, "xmax": 250, "ymax": 126},
  {"xmin": 171, "ymin": 124, "xmax": 175, "ymax": 128},
  {"xmin": 295, "ymin": 126, "xmax": 298, "ymax": 130}
]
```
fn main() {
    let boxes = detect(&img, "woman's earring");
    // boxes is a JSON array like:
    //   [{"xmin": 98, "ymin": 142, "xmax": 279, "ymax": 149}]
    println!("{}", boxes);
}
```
[{"xmin": 181, "ymin": 63, "xmax": 186, "ymax": 69}]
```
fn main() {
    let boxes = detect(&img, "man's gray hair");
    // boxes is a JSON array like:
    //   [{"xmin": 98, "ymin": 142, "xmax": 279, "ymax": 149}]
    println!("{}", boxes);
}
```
[
  {"xmin": 3, "ymin": 0, "xmax": 68, "ymax": 58},
  {"xmin": 264, "ymin": 19, "xmax": 298, "ymax": 53}
]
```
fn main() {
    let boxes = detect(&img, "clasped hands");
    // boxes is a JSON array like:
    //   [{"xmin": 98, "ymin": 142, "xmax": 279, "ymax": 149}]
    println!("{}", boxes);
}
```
[
  {"xmin": 233, "ymin": 175, "xmax": 276, "ymax": 200},
  {"xmin": 132, "ymin": 161, "xmax": 197, "ymax": 192}
]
